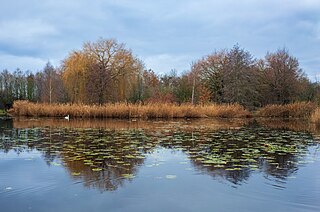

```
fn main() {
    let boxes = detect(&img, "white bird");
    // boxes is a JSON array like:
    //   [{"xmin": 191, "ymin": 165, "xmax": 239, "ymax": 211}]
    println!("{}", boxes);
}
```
[{"xmin": 64, "ymin": 115, "xmax": 70, "ymax": 120}]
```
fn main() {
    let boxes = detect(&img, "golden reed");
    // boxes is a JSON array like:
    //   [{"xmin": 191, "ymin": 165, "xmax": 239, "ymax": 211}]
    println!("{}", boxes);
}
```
[
  {"xmin": 256, "ymin": 102, "xmax": 316, "ymax": 118},
  {"xmin": 9, "ymin": 101, "xmax": 250, "ymax": 119},
  {"xmin": 311, "ymin": 107, "xmax": 320, "ymax": 125}
]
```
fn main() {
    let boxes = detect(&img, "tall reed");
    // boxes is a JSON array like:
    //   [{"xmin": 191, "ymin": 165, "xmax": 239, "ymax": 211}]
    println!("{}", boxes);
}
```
[
  {"xmin": 311, "ymin": 107, "xmax": 320, "ymax": 126},
  {"xmin": 9, "ymin": 101, "xmax": 250, "ymax": 119},
  {"xmin": 256, "ymin": 102, "xmax": 316, "ymax": 118}
]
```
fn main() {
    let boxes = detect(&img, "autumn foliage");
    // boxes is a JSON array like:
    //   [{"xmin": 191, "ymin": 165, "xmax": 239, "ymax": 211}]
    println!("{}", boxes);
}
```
[
  {"xmin": 62, "ymin": 39, "xmax": 143, "ymax": 104},
  {"xmin": 1, "ymin": 38, "xmax": 320, "ymax": 115}
]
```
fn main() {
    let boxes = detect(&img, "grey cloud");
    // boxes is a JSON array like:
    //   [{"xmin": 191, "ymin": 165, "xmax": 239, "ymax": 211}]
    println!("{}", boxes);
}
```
[{"xmin": 0, "ymin": 0, "xmax": 319, "ymax": 77}]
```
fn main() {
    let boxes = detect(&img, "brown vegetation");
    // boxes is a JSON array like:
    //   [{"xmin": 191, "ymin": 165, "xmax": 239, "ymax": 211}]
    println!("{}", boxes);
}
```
[
  {"xmin": 255, "ymin": 102, "xmax": 316, "ymax": 118},
  {"xmin": 3, "ymin": 40, "xmax": 318, "ymax": 121},
  {"xmin": 63, "ymin": 39, "xmax": 143, "ymax": 104},
  {"xmin": 311, "ymin": 108, "xmax": 320, "ymax": 126},
  {"xmin": 2, "ymin": 41, "xmax": 318, "ymax": 111},
  {"xmin": 11, "ymin": 100, "xmax": 320, "ymax": 120},
  {"xmin": 12, "ymin": 118, "xmax": 249, "ymax": 130},
  {"xmin": 9, "ymin": 100, "xmax": 250, "ymax": 119}
]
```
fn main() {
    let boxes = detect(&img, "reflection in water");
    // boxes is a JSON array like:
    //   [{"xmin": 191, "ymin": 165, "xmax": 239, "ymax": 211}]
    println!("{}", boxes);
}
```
[
  {"xmin": 12, "ymin": 117, "xmax": 250, "ymax": 130},
  {"xmin": 0, "ymin": 118, "xmax": 319, "ymax": 192},
  {"xmin": 12, "ymin": 117, "xmax": 317, "ymax": 132},
  {"xmin": 256, "ymin": 118, "xmax": 316, "ymax": 132},
  {"xmin": 159, "ymin": 126, "xmax": 317, "ymax": 186},
  {"xmin": 62, "ymin": 130, "xmax": 149, "ymax": 191},
  {"xmin": 0, "ymin": 126, "xmax": 149, "ymax": 191}
]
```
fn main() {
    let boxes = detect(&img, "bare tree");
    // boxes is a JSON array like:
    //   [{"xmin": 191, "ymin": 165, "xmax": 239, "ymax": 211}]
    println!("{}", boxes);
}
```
[{"xmin": 262, "ymin": 49, "xmax": 304, "ymax": 104}]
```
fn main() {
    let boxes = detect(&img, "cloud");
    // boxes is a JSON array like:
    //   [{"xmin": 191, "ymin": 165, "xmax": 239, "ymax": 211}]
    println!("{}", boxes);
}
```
[
  {"xmin": 0, "ymin": 0, "xmax": 319, "ymax": 76},
  {"xmin": 143, "ymin": 54, "xmax": 194, "ymax": 75},
  {"xmin": 0, "ymin": 53, "xmax": 48, "ymax": 72},
  {"xmin": 316, "ymin": 23, "xmax": 320, "ymax": 40},
  {"xmin": 0, "ymin": 19, "xmax": 61, "ymax": 56},
  {"xmin": 0, "ymin": 19, "xmax": 58, "ymax": 42}
]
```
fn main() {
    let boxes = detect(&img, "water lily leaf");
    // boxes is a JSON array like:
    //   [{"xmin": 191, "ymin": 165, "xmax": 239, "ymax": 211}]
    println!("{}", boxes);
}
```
[
  {"xmin": 92, "ymin": 168, "xmax": 103, "ymax": 171},
  {"xmin": 122, "ymin": 174, "xmax": 135, "ymax": 179},
  {"xmin": 72, "ymin": 172, "xmax": 81, "ymax": 176}
]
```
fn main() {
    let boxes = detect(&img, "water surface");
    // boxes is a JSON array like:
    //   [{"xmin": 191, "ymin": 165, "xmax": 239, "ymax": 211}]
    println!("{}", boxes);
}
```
[{"xmin": 0, "ymin": 118, "xmax": 319, "ymax": 212}]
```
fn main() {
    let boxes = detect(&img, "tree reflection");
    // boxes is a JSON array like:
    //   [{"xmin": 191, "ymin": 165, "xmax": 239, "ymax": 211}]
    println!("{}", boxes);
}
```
[{"xmin": 0, "ymin": 118, "xmax": 318, "ymax": 191}]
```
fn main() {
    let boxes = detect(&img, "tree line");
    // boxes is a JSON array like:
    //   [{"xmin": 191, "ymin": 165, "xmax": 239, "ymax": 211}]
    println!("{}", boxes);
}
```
[{"xmin": 1, "ymin": 38, "xmax": 319, "ymax": 109}]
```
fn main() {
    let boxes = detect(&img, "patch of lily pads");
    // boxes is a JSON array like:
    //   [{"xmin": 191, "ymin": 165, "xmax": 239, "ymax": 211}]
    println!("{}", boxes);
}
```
[{"xmin": 0, "ymin": 122, "xmax": 319, "ymax": 189}]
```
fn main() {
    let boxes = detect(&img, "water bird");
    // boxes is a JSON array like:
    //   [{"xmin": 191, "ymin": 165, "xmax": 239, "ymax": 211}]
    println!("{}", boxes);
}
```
[{"xmin": 64, "ymin": 115, "xmax": 70, "ymax": 120}]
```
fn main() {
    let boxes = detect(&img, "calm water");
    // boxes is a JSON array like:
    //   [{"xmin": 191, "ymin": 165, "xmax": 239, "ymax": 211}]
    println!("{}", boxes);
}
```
[{"xmin": 0, "ymin": 118, "xmax": 319, "ymax": 212}]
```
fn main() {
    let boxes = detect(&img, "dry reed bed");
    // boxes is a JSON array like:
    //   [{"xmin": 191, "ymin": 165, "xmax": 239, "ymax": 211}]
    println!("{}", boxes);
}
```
[
  {"xmin": 11, "ymin": 101, "xmax": 320, "ymax": 120},
  {"xmin": 311, "ymin": 108, "xmax": 320, "ymax": 126},
  {"xmin": 256, "ymin": 102, "xmax": 316, "ymax": 118},
  {"xmin": 10, "ymin": 101, "xmax": 250, "ymax": 119},
  {"xmin": 13, "ymin": 118, "xmax": 249, "ymax": 130}
]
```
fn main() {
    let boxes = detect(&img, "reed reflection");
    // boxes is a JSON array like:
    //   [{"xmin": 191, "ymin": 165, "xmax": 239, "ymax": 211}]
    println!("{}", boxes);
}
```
[{"xmin": 0, "ymin": 118, "xmax": 318, "ymax": 191}]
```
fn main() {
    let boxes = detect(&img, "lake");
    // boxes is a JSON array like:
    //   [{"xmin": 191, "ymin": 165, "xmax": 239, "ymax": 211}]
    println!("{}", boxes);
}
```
[{"xmin": 0, "ymin": 118, "xmax": 319, "ymax": 212}]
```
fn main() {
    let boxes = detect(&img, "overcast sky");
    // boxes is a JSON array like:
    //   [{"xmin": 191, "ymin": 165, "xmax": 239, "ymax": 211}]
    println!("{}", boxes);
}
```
[{"xmin": 0, "ymin": 0, "xmax": 319, "ymax": 78}]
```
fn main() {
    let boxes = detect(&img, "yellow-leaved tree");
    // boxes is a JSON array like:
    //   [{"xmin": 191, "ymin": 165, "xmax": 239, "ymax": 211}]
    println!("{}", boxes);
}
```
[{"xmin": 62, "ymin": 38, "xmax": 144, "ymax": 104}]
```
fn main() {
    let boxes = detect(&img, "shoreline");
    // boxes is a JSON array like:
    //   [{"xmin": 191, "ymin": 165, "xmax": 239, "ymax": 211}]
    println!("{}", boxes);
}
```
[
  {"xmin": 7, "ymin": 101, "xmax": 317, "ymax": 120},
  {"xmin": 8, "ymin": 101, "xmax": 251, "ymax": 119}
]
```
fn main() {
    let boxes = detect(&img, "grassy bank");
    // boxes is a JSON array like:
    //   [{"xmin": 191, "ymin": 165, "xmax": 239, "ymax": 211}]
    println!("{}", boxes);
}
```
[{"xmin": 9, "ymin": 101, "xmax": 250, "ymax": 119}]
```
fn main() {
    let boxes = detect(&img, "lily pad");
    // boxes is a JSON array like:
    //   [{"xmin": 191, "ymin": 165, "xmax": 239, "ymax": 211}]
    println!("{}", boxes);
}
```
[
  {"xmin": 122, "ymin": 174, "xmax": 135, "ymax": 179},
  {"xmin": 72, "ymin": 172, "xmax": 81, "ymax": 176}
]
